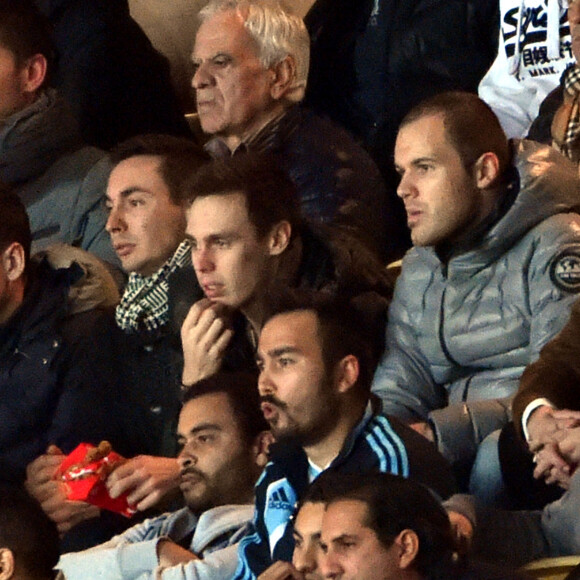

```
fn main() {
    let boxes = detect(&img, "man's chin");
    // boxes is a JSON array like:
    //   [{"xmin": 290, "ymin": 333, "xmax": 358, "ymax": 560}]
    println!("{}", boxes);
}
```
[
  {"xmin": 270, "ymin": 424, "xmax": 302, "ymax": 443},
  {"xmin": 183, "ymin": 492, "xmax": 211, "ymax": 513},
  {"xmin": 198, "ymin": 115, "xmax": 226, "ymax": 137}
]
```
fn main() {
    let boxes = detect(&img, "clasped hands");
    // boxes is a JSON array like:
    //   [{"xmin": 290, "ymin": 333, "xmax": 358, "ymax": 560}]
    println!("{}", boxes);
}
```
[{"xmin": 527, "ymin": 407, "xmax": 580, "ymax": 489}]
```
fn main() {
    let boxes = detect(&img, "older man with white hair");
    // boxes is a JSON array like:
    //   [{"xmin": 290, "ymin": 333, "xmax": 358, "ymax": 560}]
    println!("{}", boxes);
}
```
[{"xmin": 191, "ymin": 0, "xmax": 406, "ymax": 261}]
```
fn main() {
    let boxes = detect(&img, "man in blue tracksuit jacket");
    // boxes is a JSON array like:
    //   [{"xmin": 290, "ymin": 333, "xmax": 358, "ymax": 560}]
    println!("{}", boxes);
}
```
[{"xmin": 234, "ymin": 295, "xmax": 457, "ymax": 579}]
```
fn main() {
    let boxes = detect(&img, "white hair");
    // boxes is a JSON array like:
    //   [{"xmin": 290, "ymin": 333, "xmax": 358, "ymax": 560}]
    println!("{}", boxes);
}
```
[{"xmin": 199, "ymin": 0, "xmax": 310, "ymax": 103}]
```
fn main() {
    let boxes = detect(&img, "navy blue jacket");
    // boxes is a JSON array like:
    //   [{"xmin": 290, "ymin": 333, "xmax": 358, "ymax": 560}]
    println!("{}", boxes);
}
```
[
  {"xmin": 206, "ymin": 106, "xmax": 402, "ymax": 262},
  {"xmin": 0, "ymin": 260, "xmax": 121, "ymax": 482},
  {"xmin": 233, "ymin": 402, "xmax": 456, "ymax": 579}
]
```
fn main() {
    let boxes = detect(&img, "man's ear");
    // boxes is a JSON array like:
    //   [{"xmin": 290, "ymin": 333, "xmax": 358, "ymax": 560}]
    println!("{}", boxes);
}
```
[
  {"xmin": 251, "ymin": 430, "xmax": 275, "ymax": 468},
  {"xmin": 474, "ymin": 152, "xmax": 500, "ymax": 189},
  {"xmin": 395, "ymin": 529, "xmax": 420, "ymax": 570},
  {"xmin": 334, "ymin": 354, "xmax": 359, "ymax": 394},
  {"xmin": 269, "ymin": 56, "xmax": 296, "ymax": 101},
  {"xmin": 267, "ymin": 221, "xmax": 292, "ymax": 256},
  {"xmin": 0, "ymin": 548, "xmax": 16, "ymax": 580},
  {"xmin": 20, "ymin": 53, "xmax": 47, "ymax": 95},
  {"xmin": 1, "ymin": 243, "xmax": 26, "ymax": 282}
]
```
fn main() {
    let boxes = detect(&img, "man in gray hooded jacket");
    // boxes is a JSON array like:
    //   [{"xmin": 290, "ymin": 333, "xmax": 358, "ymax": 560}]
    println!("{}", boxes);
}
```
[{"xmin": 372, "ymin": 91, "xmax": 580, "ymax": 503}]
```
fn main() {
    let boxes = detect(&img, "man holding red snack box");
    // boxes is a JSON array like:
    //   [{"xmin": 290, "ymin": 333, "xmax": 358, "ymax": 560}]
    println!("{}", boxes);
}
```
[{"xmin": 57, "ymin": 372, "xmax": 270, "ymax": 580}]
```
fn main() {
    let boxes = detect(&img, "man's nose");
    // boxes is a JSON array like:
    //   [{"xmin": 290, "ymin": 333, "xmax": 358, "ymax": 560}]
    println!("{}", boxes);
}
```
[
  {"xmin": 192, "ymin": 59, "xmax": 212, "ymax": 89},
  {"xmin": 105, "ymin": 206, "xmax": 126, "ymax": 233},
  {"xmin": 396, "ymin": 172, "xmax": 414, "ymax": 200},
  {"xmin": 193, "ymin": 246, "xmax": 215, "ymax": 272},
  {"xmin": 318, "ymin": 551, "xmax": 342, "ymax": 579},
  {"xmin": 294, "ymin": 544, "xmax": 319, "ymax": 573},
  {"xmin": 178, "ymin": 443, "xmax": 198, "ymax": 469},
  {"xmin": 258, "ymin": 365, "xmax": 275, "ymax": 396}
]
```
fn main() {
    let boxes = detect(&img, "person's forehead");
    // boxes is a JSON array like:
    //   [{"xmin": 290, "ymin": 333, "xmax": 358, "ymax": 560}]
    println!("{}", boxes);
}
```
[
  {"xmin": 323, "ymin": 499, "xmax": 369, "ymax": 533},
  {"xmin": 295, "ymin": 501, "xmax": 325, "ymax": 534},
  {"xmin": 107, "ymin": 155, "xmax": 172, "ymax": 199},
  {"xmin": 260, "ymin": 310, "xmax": 322, "ymax": 353},
  {"xmin": 398, "ymin": 114, "xmax": 446, "ymax": 147},
  {"xmin": 179, "ymin": 391, "xmax": 235, "ymax": 431},
  {"xmin": 187, "ymin": 191, "xmax": 252, "ymax": 230},
  {"xmin": 194, "ymin": 9, "xmax": 260, "ymax": 59},
  {"xmin": 396, "ymin": 114, "xmax": 458, "ymax": 163}
]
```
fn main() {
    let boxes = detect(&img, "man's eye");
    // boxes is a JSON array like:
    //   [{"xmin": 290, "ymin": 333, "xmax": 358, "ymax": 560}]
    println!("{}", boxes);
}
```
[
  {"xmin": 213, "ymin": 56, "xmax": 231, "ymax": 67},
  {"xmin": 338, "ymin": 541, "xmax": 356, "ymax": 550},
  {"xmin": 279, "ymin": 358, "xmax": 294, "ymax": 368}
]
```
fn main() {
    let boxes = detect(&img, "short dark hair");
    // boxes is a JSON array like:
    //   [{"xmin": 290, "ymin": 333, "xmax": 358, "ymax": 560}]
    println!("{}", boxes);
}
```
[
  {"xmin": 182, "ymin": 371, "xmax": 269, "ymax": 443},
  {"xmin": 183, "ymin": 153, "xmax": 302, "ymax": 239},
  {"xmin": 0, "ymin": 484, "xmax": 59, "ymax": 579},
  {"xmin": 0, "ymin": 0, "xmax": 56, "ymax": 84},
  {"xmin": 109, "ymin": 134, "xmax": 210, "ymax": 205},
  {"xmin": 400, "ymin": 91, "xmax": 510, "ymax": 177},
  {"xmin": 262, "ymin": 290, "xmax": 376, "ymax": 396},
  {"xmin": 0, "ymin": 184, "xmax": 31, "ymax": 265},
  {"xmin": 316, "ymin": 472, "xmax": 457, "ymax": 578}
]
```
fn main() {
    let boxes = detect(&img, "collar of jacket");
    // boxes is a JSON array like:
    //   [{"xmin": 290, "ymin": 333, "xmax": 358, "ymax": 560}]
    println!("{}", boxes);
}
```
[
  {"xmin": 204, "ymin": 106, "xmax": 303, "ymax": 158},
  {"xmin": 0, "ymin": 89, "xmax": 84, "ymax": 185},
  {"xmin": 268, "ymin": 397, "xmax": 378, "ymax": 473},
  {"xmin": 0, "ymin": 258, "xmax": 81, "ymax": 356},
  {"xmin": 420, "ymin": 139, "xmax": 580, "ymax": 271}
]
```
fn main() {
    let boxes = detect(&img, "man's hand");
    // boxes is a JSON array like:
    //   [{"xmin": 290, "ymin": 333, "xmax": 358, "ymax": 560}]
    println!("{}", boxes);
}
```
[
  {"xmin": 157, "ymin": 539, "xmax": 199, "ymax": 568},
  {"xmin": 551, "ymin": 423, "xmax": 580, "ymax": 469},
  {"xmin": 528, "ymin": 408, "xmax": 580, "ymax": 489},
  {"xmin": 532, "ymin": 442, "xmax": 572, "ymax": 489},
  {"xmin": 409, "ymin": 421, "xmax": 435, "ymax": 443},
  {"xmin": 257, "ymin": 561, "xmax": 305, "ymax": 580},
  {"xmin": 181, "ymin": 299, "xmax": 234, "ymax": 385},
  {"xmin": 527, "ymin": 405, "xmax": 559, "ymax": 452},
  {"xmin": 25, "ymin": 446, "xmax": 100, "ymax": 535},
  {"xmin": 106, "ymin": 455, "xmax": 181, "ymax": 511},
  {"xmin": 553, "ymin": 409, "xmax": 580, "ymax": 431}
]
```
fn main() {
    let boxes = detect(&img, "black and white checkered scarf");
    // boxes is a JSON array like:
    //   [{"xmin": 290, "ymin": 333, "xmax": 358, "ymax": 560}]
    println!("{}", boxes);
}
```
[
  {"xmin": 557, "ymin": 64, "xmax": 580, "ymax": 164},
  {"xmin": 115, "ymin": 240, "xmax": 192, "ymax": 333}
]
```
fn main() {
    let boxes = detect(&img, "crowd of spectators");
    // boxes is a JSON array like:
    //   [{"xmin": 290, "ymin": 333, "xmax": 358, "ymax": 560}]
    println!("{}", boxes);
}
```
[{"xmin": 3, "ymin": 0, "xmax": 580, "ymax": 578}]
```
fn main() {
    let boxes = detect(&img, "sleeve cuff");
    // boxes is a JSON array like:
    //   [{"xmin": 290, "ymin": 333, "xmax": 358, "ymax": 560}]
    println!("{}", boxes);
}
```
[
  {"xmin": 522, "ymin": 399, "xmax": 554, "ymax": 441},
  {"xmin": 116, "ymin": 538, "xmax": 162, "ymax": 577}
]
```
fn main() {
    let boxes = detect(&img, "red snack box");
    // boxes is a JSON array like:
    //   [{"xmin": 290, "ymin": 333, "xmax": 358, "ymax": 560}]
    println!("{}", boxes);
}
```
[{"xmin": 57, "ymin": 443, "xmax": 136, "ymax": 518}]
